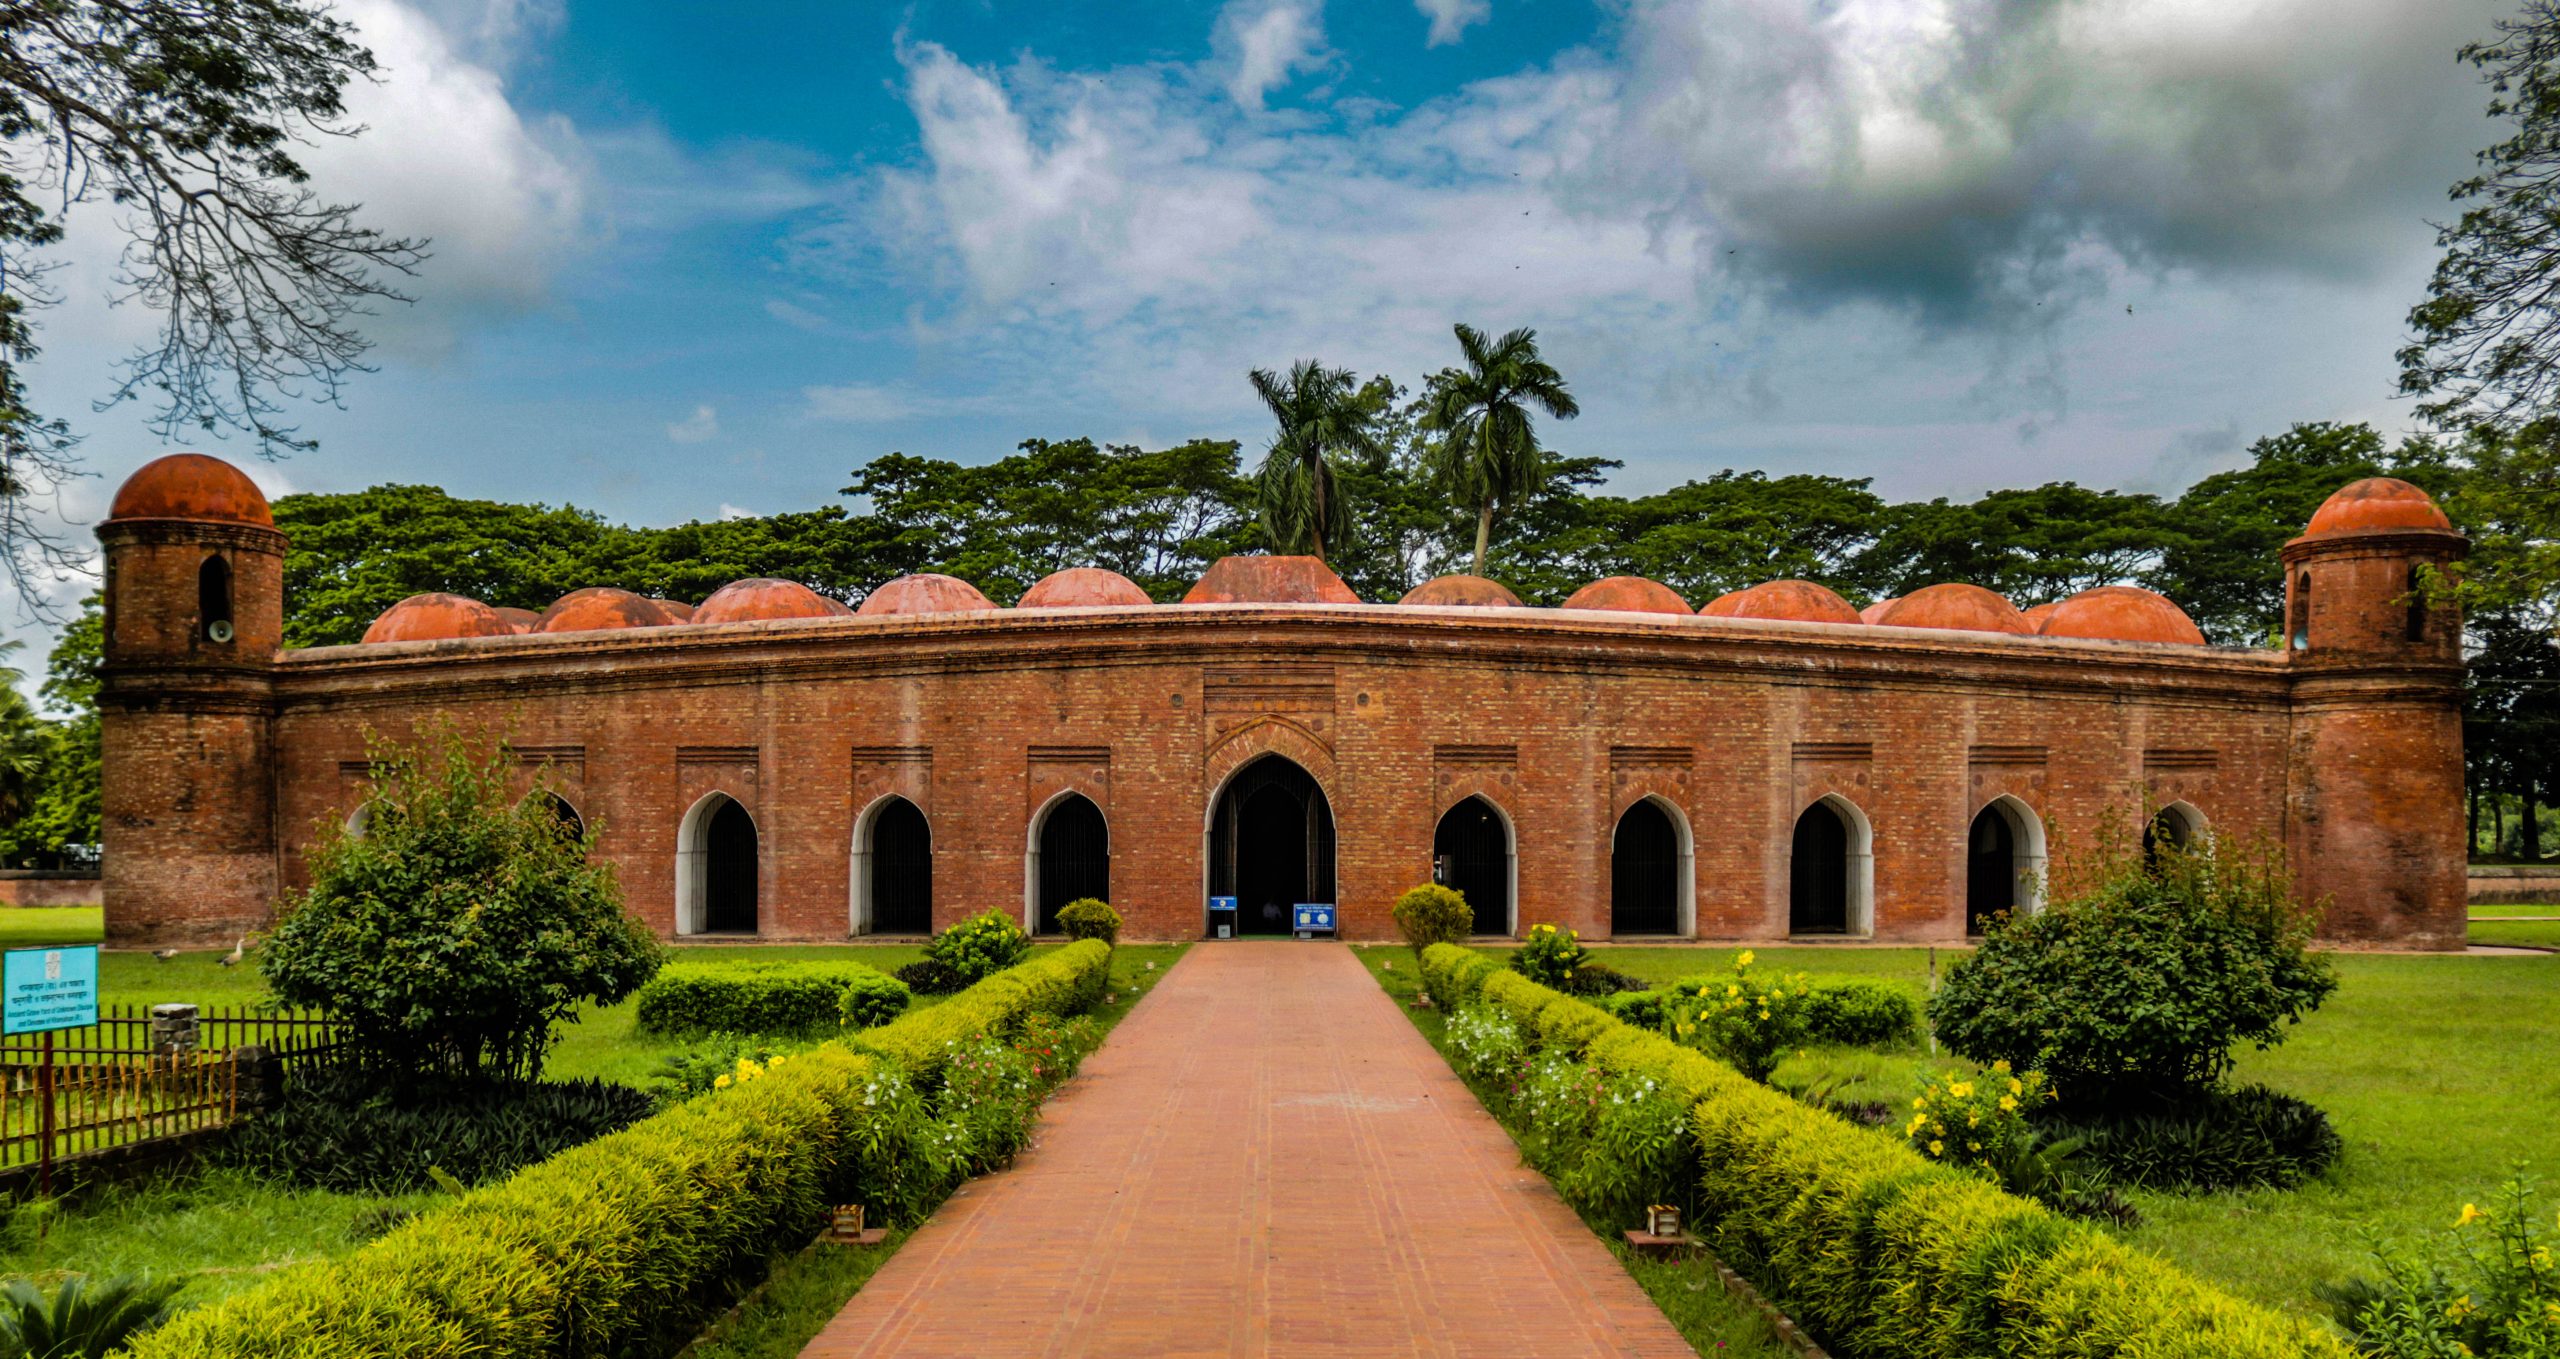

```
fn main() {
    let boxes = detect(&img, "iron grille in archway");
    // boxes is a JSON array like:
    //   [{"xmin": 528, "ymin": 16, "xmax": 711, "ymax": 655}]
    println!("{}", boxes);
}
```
[
  {"xmin": 1209, "ymin": 756, "xmax": 1336, "ymax": 936},
  {"xmin": 870, "ymin": 797, "xmax": 933, "ymax": 934},
  {"xmin": 1789, "ymin": 802, "xmax": 1849, "ymax": 935},
  {"xmin": 1036, "ymin": 795, "xmax": 1109, "ymax": 934},
  {"xmin": 1611, "ymin": 800, "xmax": 1680, "ymax": 935},
  {"xmin": 1434, "ymin": 798, "xmax": 1510, "ymax": 936},
  {"xmin": 705, "ymin": 798, "xmax": 758, "ymax": 934}
]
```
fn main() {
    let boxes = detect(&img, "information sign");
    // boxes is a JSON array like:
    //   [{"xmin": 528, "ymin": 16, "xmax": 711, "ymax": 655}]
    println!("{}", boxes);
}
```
[
  {"xmin": 1293, "ymin": 904, "xmax": 1337, "ymax": 935},
  {"xmin": 3, "ymin": 946, "xmax": 99, "ymax": 1035}
]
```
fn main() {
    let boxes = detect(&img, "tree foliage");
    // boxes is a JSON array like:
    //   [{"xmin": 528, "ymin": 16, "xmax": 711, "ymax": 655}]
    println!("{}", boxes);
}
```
[
  {"xmin": 1248, "ymin": 359, "xmax": 1388, "ymax": 562},
  {"xmin": 1423, "ymin": 324, "xmax": 1580, "ymax": 576}
]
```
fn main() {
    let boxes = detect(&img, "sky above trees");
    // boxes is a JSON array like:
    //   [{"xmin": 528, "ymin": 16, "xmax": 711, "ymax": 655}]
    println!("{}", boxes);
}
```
[{"xmin": 0, "ymin": 0, "xmax": 2525, "ymax": 640}]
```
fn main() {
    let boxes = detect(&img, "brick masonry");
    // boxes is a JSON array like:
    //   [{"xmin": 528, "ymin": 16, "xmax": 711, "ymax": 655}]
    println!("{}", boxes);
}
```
[{"xmin": 95, "ymin": 479, "xmax": 2472, "ymax": 950}]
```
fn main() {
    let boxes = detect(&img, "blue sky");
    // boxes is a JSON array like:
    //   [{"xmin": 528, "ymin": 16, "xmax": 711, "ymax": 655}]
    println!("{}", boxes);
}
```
[{"xmin": 5, "ymin": 0, "xmax": 2523, "ymax": 634}]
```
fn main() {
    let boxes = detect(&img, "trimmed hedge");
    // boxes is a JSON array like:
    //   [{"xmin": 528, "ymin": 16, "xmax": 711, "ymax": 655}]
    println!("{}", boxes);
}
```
[
  {"xmin": 851, "ymin": 941, "xmax": 1111, "ymax": 1081},
  {"xmin": 634, "ymin": 960, "xmax": 911, "ymax": 1036},
  {"xmin": 130, "ymin": 942, "xmax": 1115, "ymax": 1359},
  {"xmin": 1598, "ymin": 977, "xmax": 1918, "ymax": 1049},
  {"xmin": 1416, "ymin": 944, "xmax": 2349, "ymax": 1359}
]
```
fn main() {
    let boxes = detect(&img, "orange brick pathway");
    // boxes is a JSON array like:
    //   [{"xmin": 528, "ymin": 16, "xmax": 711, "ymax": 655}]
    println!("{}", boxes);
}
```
[{"xmin": 802, "ymin": 942, "xmax": 1694, "ymax": 1358}]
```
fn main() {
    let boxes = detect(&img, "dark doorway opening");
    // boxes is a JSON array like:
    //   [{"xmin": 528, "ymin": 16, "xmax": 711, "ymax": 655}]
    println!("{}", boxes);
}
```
[
  {"xmin": 1433, "ymin": 797, "xmax": 1510, "ymax": 936},
  {"xmin": 197, "ymin": 555, "xmax": 232, "ymax": 637},
  {"xmin": 704, "ymin": 797, "xmax": 758, "ymax": 934},
  {"xmin": 870, "ymin": 797, "xmax": 933, "ymax": 934},
  {"xmin": 1612, "ymin": 799, "xmax": 1681, "ymax": 935},
  {"xmin": 1966, "ymin": 805, "xmax": 2017, "ymax": 934},
  {"xmin": 536, "ymin": 792, "xmax": 584, "ymax": 844},
  {"xmin": 1035, "ymin": 794, "xmax": 1109, "ymax": 934},
  {"xmin": 2141, "ymin": 806, "xmax": 2195, "ymax": 866},
  {"xmin": 1790, "ymin": 801, "xmax": 1850, "ymax": 934},
  {"xmin": 1208, "ymin": 757, "xmax": 1336, "ymax": 936}
]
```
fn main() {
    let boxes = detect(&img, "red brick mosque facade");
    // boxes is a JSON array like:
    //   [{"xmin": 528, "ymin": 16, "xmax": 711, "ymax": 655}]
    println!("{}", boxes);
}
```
[{"xmin": 95, "ymin": 455, "xmax": 2471, "ymax": 949}]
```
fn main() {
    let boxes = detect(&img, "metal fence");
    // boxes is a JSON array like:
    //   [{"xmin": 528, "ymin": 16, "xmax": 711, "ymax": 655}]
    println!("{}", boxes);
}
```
[{"xmin": 0, "ymin": 1004, "xmax": 340, "ymax": 1180}]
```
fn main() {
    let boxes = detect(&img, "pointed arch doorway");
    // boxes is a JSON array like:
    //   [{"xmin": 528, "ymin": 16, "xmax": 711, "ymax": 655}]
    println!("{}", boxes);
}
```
[{"xmin": 1207, "ymin": 756, "xmax": 1336, "ymax": 936}]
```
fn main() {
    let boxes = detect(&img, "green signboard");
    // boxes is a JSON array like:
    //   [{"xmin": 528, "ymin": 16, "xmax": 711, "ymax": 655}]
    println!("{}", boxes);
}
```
[{"xmin": 3, "ymin": 945, "xmax": 100, "ymax": 1035}]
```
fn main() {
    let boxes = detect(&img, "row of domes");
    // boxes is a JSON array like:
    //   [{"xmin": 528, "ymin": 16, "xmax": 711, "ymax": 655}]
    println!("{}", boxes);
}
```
[{"xmin": 360, "ymin": 563, "xmax": 2208, "ymax": 647}]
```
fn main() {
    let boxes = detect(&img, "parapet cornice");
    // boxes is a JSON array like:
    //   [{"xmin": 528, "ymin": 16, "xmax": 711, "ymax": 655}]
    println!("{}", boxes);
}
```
[
  {"xmin": 95, "ymin": 519, "xmax": 288, "ymax": 553},
  {"xmin": 268, "ymin": 603, "xmax": 2300, "ymax": 713},
  {"xmin": 2280, "ymin": 525, "xmax": 2469, "ymax": 562}
]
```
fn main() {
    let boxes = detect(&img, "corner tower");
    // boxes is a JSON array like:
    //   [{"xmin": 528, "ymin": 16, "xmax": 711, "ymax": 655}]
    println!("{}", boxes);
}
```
[
  {"xmin": 95, "ymin": 454, "xmax": 286, "ymax": 945},
  {"xmin": 2280, "ymin": 478, "xmax": 2468, "ymax": 947}
]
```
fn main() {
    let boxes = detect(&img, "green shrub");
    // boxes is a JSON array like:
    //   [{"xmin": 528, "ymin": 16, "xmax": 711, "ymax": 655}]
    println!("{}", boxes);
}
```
[
  {"xmin": 923, "ymin": 910, "xmax": 1033, "ymax": 987},
  {"xmin": 2322, "ymin": 1176, "xmax": 2560, "ymax": 1358},
  {"xmin": 1802, "ymin": 980, "xmax": 1921, "ymax": 1047},
  {"xmin": 892, "ymin": 958, "xmax": 963, "ymax": 995},
  {"xmin": 0, "ymin": 1273, "xmax": 182, "ymax": 1358},
  {"xmin": 1931, "ymin": 831, "xmax": 2334, "ymax": 1111},
  {"xmin": 1418, "ymin": 941, "xmax": 1501, "ymax": 1010},
  {"xmin": 1664, "ymin": 950, "xmax": 1815, "ymax": 1082},
  {"xmin": 2048, "ymin": 1084, "xmax": 2342, "ymax": 1191},
  {"xmin": 1392, "ymin": 884, "xmax": 1472, "ymax": 953},
  {"xmin": 1056, "ymin": 898, "xmax": 1121, "ymax": 944},
  {"xmin": 633, "ymin": 961, "xmax": 910, "ymax": 1037},
  {"xmin": 1598, "ymin": 989, "xmax": 1665, "ymax": 1030},
  {"xmin": 852, "ymin": 940, "xmax": 1111, "ymax": 1081},
  {"xmin": 1512, "ymin": 922, "xmax": 1587, "ymax": 986},
  {"xmin": 128, "ymin": 942, "xmax": 1117, "ymax": 1359},
  {"xmin": 223, "ymin": 1069, "xmax": 656, "ymax": 1193},
  {"xmin": 262, "ymin": 722, "xmax": 665, "ymax": 1083}
]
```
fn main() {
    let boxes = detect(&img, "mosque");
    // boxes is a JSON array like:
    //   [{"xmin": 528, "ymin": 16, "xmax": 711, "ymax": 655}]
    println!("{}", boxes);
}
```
[{"xmin": 94, "ymin": 454, "xmax": 2469, "ymax": 948}]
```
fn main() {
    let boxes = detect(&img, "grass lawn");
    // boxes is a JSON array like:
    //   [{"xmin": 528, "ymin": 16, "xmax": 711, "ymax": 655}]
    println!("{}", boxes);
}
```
[
  {"xmin": 0, "ymin": 908, "xmax": 104, "ymax": 948},
  {"xmin": 2470, "ymin": 919, "xmax": 2560, "ymax": 950},
  {"xmin": 1459, "ymin": 942, "xmax": 2560, "ymax": 1322},
  {"xmin": 2469, "ymin": 901, "xmax": 2560, "ymax": 917}
]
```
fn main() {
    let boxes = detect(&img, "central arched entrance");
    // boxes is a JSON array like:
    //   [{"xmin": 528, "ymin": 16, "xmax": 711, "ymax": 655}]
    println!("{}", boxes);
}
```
[
  {"xmin": 1207, "ymin": 756, "xmax": 1336, "ymax": 936},
  {"xmin": 1028, "ymin": 793, "xmax": 1109, "ymax": 935},
  {"xmin": 1433, "ymin": 797, "xmax": 1513, "ymax": 937}
]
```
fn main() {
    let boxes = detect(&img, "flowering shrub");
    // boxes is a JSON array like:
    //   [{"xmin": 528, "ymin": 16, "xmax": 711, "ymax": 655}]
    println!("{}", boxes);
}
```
[
  {"xmin": 1557, "ymin": 1069, "xmax": 1696, "ymax": 1227},
  {"xmin": 1665, "ymin": 950, "xmax": 1815, "ymax": 1081},
  {"xmin": 1513, "ymin": 923, "xmax": 1588, "ymax": 987},
  {"xmin": 2327, "ymin": 1177, "xmax": 2560, "ymax": 1358},
  {"xmin": 1443, "ymin": 1003, "xmax": 1531, "ymax": 1102},
  {"xmin": 1905, "ymin": 1061, "xmax": 2048, "ymax": 1169},
  {"xmin": 923, "ymin": 910, "xmax": 1033, "ymax": 988},
  {"xmin": 1392, "ymin": 883, "xmax": 1474, "ymax": 953}
]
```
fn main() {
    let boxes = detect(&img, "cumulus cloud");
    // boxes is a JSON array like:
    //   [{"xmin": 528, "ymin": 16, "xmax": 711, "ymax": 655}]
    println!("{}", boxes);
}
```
[
  {"xmin": 666, "ymin": 405, "xmax": 720, "ymax": 443},
  {"xmin": 1416, "ymin": 0, "xmax": 1488, "ymax": 47},
  {"xmin": 1214, "ymin": 0, "xmax": 1328, "ymax": 112}
]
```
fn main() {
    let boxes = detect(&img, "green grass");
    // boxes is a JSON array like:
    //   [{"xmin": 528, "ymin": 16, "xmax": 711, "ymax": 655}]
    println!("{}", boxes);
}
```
[
  {"xmin": 2468, "ymin": 901, "xmax": 2560, "ymax": 917},
  {"xmin": 1445, "ymin": 943, "xmax": 2560, "ymax": 1322},
  {"xmin": 0, "ymin": 908, "xmax": 104, "ymax": 948},
  {"xmin": 1352, "ymin": 946, "xmax": 1791, "ymax": 1359},
  {"xmin": 2470, "ymin": 920, "xmax": 2560, "ymax": 950}
]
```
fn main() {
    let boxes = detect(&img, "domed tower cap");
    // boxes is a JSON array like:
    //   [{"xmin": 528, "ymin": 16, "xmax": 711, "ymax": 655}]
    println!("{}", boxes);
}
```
[
  {"xmin": 858, "ymin": 573, "xmax": 997, "ymax": 616},
  {"xmin": 536, "ymin": 588, "xmax": 675, "ymax": 633},
  {"xmin": 1183, "ymin": 556, "xmax": 1361, "ymax": 604},
  {"xmin": 695, "ymin": 578, "xmax": 838, "ymax": 625},
  {"xmin": 1561, "ymin": 576, "xmax": 1692, "ymax": 615},
  {"xmin": 1020, "ymin": 567, "xmax": 1152, "ymax": 608},
  {"xmin": 490, "ymin": 606, "xmax": 542, "ymax": 634},
  {"xmin": 362, "ymin": 594, "xmax": 512, "ymax": 644},
  {"xmin": 1399, "ymin": 574, "xmax": 1523, "ymax": 607},
  {"xmin": 2037, "ymin": 585, "xmax": 2206, "ymax": 645},
  {"xmin": 1857, "ymin": 597, "xmax": 1896, "ymax": 624},
  {"xmin": 1701, "ymin": 579, "xmax": 1862, "ymax": 625},
  {"xmin": 2303, "ymin": 477, "xmax": 2453, "ymax": 536},
  {"xmin": 651, "ymin": 598, "xmax": 697, "ymax": 623},
  {"xmin": 107, "ymin": 454, "xmax": 274, "ymax": 527},
  {"xmin": 1875, "ymin": 583, "xmax": 2031, "ymax": 635}
]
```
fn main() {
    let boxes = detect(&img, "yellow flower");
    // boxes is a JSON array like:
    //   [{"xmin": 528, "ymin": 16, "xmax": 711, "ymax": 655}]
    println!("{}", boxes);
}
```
[
  {"xmin": 2458, "ymin": 1203, "xmax": 2486, "ymax": 1227},
  {"xmin": 1737, "ymin": 950, "xmax": 1756, "ymax": 968},
  {"xmin": 1906, "ymin": 1116, "xmax": 1925, "ymax": 1135},
  {"xmin": 1991, "ymin": 1059, "xmax": 2011, "ymax": 1074},
  {"xmin": 1726, "ymin": 984, "xmax": 1741, "ymax": 999},
  {"xmin": 2007, "ymin": 1078, "xmax": 2024, "ymax": 1096},
  {"xmin": 713, "ymin": 1074, "xmax": 733, "ymax": 1089},
  {"xmin": 1928, "ymin": 1140, "xmax": 1943, "ymax": 1155},
  {"xmin": 1999, "ymin": 1095, "xmax": 2019, "ymax": 1112},
  {"xmin": 1914, "ymin": 1095, "xmax": 1929, "ymax": 1109},
  {"xmin": 1949, "ymin": 1082, "xmax": 1974, "ymax": 1099}
]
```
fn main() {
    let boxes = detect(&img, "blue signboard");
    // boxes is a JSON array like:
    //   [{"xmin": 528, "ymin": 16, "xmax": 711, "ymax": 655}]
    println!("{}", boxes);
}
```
[
  {"xmin": 3, "ymin": 946, "xmax": 99, "ymax": 1035},
  {"xmin": 1209, "ymin": 896, "xmax": 1237, "ymax": 914},
  {"xmin": 1293, "ymin": 904, "xmax": 1336, "ymax": 935}
]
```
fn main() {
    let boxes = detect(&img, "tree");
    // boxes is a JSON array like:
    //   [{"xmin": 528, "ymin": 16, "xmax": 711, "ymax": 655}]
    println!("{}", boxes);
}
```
[
  {"xmin": 1422, "ymin": 325, "xmax": 1580, "ymax": 576},
  {"xmin": 2155, "ymin": 424, "xmax": 2410, "ymax": 644},
  {"xmin": 0, "ymin": 1, "xmax": 425, "ymax": 592},
  {"xmin": 0, "ymin": 593, "xmax": 99, "ymax": 867},
  {"xmin": 274, "ymin": 486, "xmax": 632, "ymax": 647},
  {"xmin": 1247, "ymin": 359, "xmax": 1386, "ymax": 562},
  {"xmin": 2443, "ymin": 421, "xmax": 2560, "ymax": 633}
]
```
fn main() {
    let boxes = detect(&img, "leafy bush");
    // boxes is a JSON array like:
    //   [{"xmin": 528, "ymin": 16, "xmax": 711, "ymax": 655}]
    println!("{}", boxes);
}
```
[
  {"xmin": 130, "ymin": 942, "xmax": 1117, "ymax": 1359},
  {"xmin": 222, "ymin": 1068, "xmax": 657, "ymax": 1193},
  {"xmin": 1055, "ymin": 898, "xmax": 1121, "ymax": 945},
  {"xmin": 0, "ymin": 1274, "xmax": 182, "ymax": 1358},
  {"xmin": 641, "ymin": 1036, "xmax": 815, "ymax": 1107},
  {"xmin": 1801, "ymin": 980, "xmax": 1920, "ymax": 1047},
  {"xmin": 1598, "ymin": 989, "xmax": 1665, "ymax": 1030},
  {"xmin": 1564, "ymin": 960, "xmax": 1644, "ymax": 996},
  {"xmin": 261, "ymin": 723, "xmax": 665, "ymax": 1082},
  {"xmin": 633, "ymin": 961, "xmax": 910, "ymax": 1037},
  {"xmin": 1512, "ymin": 923, "xmax": 1587, "ymax": 987},
  {"xmin": 923, "ymin": 910, "xmax": 1033, "ymax": 988},
  {"xmin": 1931, "ymin": 829, "xmax": 2335, "ymax": 1111},
  {"xmin": 893, "ymin": 958, "xmax": 963, "ymax": 995},
  {"xmin": 853, "ymin": 940, "xmax": 1111, "ymax": 1082},
  {"xmin": 1442, "ymin": 1004, "xmax": 1531, "ymax": 1101},
  {"xmin": 1412, "ymin": 944, "xmax": 2351, "ymax": 1359},
  {"xmin": 2048, "ymin": 1084, "xmax": 2342, "ymax": 1191},
  {"xmin": 1905, "ymin": 1062, "xmax": 2047, "ymax": 1167},
  {"xmin": 1664, "ymin": 951, "xmax": 1814, "ymax": 1081},
  {"xmin": 2322, "ymin": 1177, "xmax": 2560, "ymax": 1359},
  {"xmin": 1391, "ymin": 883, "xmax": 1472, "ymax": 953}
]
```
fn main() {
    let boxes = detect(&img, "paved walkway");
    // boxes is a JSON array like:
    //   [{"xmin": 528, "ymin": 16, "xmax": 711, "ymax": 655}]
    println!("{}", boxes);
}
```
[{"xmin": 803, "ymin": 942, "xmax": 1694, "ymax": 1358}]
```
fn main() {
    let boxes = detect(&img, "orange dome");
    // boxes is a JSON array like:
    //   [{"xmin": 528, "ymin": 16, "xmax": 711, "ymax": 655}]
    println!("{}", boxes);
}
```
[
  {"xmin": 362, "ymin": 594, "xmax": 511, "ymax": 644},
  {"xmin": 1399, "ymin": 575, "xmax": 1523, "ymax": 607},
  {"xmin": 858, "ymin": 573, "xmax": 997, "ymax": 616},
  {"xmin": 694, "ymin": 578, "xmax": 837, "ymax": 625},
  {"xmin": 1700, "ymin": 580, "xmax": 1862, "ymax": 625},
  {"xmin": 107, "ymin": 454, "xmax": 273, "ymax": 526},
  {"xmin": 820, "ymin": 594, "xmax": 854, "ymax": 615},
  {"xmin": 1020, "ymin": 568, "xmax": 1152, "ymax": 608},
  {"xmin": 490, "ymin": 606, "xmax": 541, "ymax": 634},
  {"xmin": 651, "ymin": 598, "xmax": 696, "ymax": 622},
  {"xmin": 2037, "ymin": 586, "xmax": 2206, "ymax": 645},
  {"xmin": 1858, "ymin": 597, "xmax": 1895, "ymax": 624},
  {"xmin": 536, "ymin": 588, "xmax": 674, "ymax": 633},
  {"xmin": 1562, "ymin": 576, "xmax": 1692, "ymax": 615},
  {"xmin": 1183, "ymin": 556, "xmax": 1361, "ymax": 605},
  {"xmin": 2304, "ymin": 477, "xmax": 2453, "ymax": 535},
  {"xmin": 1875, "ymin": 584, "xmax": 2030, "ymax": 635},
  {"xmin": 2019, "ymin": 601, "xmax": 2060, "ymax": 631}
]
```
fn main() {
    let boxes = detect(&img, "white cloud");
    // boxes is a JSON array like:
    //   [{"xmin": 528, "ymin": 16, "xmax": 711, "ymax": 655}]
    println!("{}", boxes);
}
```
[
  {"xmin": 717, "ymin": 503, "xmax": 757, "ymax": 521},
  {"xmin": 1215, "ymin": 0, "xmax": 1328, "ymax": 112},
  {"xmin": 1416, "ymin": 0, "xmax": 1488, "ymax": 47},
  {"xmin": 666, "ymin": 405, "xmax": 720, "ymax": 443},
  {"xmin": 803, "ymin": 384, "xmax": 924, "ymax": 424},
  {"xmin": 764, "ymin": 299, "xmax": 829, "ymax": 331}
]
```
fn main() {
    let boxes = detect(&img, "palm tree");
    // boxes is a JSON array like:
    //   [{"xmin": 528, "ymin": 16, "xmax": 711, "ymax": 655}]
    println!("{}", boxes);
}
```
[
  {"xmin": 1248, "ymin": 360, "xmax": 1385, "ymax": 563},
  {"xmin": 1424, "ymin": 324, "xmax": 1580, "ymax": 577}
]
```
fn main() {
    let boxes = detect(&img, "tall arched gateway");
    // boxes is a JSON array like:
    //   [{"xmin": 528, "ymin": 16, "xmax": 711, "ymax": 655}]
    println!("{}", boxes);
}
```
[
  {"xmin": 864, "ymin": 796, "xmax": 933, "ymax": 934},
  {"xmin": 1207, "ymin": 756, "xmax": 1336, "ymax": 936},
  {"xmin": 677, "ymin": 793, "xmax": 759, "ymax": 935},
  {"xmin": 1789, "ymin": 800, "xmax": 1852, "ymax": 934},
  {"xmin": 1434, "ymin": 797, "xmax": 1512, "ymax": 937},
  {"xmin": 1030, "ymin": 794, "xmax": 1109, "ymax": 935},
  {"xmin": 1610, "ymin": 799, "xmax": 1683, "ymax": 936}
]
